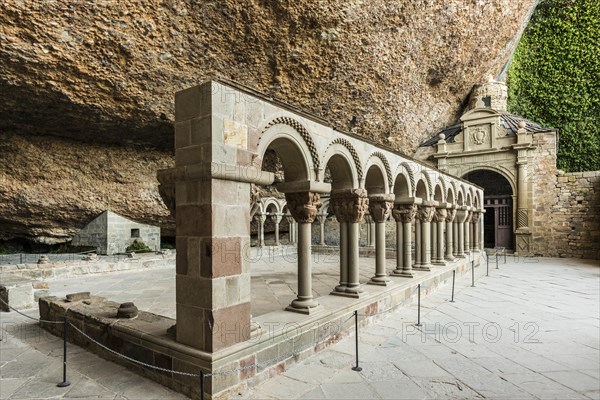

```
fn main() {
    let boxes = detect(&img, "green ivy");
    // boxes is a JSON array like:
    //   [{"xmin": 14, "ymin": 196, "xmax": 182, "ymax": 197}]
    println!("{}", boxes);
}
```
[{"xmin": 507, "ymin": 0, "xmax": 600, "ymax": 172}]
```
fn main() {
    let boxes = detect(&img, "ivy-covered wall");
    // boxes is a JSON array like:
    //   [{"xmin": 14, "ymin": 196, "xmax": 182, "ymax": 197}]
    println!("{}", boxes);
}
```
[{"xmin": 507, "ymin": 0, "xmax": 599, "ymax": 172}]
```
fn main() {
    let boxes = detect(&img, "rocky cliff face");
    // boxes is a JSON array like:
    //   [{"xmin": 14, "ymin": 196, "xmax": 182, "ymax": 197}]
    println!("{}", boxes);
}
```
[{"xmin": 0, "ymin": 0, "xmax": 537, "ymax": 243}]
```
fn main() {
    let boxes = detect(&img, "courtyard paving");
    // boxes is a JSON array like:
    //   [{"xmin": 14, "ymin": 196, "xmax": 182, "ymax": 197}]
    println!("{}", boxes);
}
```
[{"xmin": 0, "ymin": 254, "xmax": 598, "ymax": 399}]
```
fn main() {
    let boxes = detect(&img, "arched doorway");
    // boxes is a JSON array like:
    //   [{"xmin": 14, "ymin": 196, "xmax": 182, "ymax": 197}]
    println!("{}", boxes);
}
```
[{"xmin": 463, "ymin": 170, "xmax": 513, "ymax": 250}]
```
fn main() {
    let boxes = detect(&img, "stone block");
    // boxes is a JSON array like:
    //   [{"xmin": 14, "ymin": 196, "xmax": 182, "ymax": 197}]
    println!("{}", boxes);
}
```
[
  {"xmin": 176, "ymin": 205, "xmax": 212, "ymax": 236},
  {"xmin": 175, "ymin": 84, "xmax": 212, "ymax": 122},
  {"xmin": 0, "ymin": 282, "xmax": 34, "ymax": 311},
  {"xmin": 175, "ymin": 275, "xmax": 212, "ymax": 308},
  {"xmin": 210, "ymin": 302, "xmax": 251, "ymax": 351},
  {"xmin": 200, "ymin": 237, "xmax": 243, "ymax": 278},
  {"xmin": 175, "ymin": 145, "xmax": 204, "ymax": 167},
  {"xmin": 174, "ymin": 120, "xmax": 191, "ymax": 149},
  {"xmin": 190, "ymin": 116, "xmax": 214, "ymax": 145}
]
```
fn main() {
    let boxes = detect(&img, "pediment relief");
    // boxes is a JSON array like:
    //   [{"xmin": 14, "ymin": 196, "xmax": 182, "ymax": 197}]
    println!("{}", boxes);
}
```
[{"xmin": 460, "ymin": 107, "xmax": 499, "ymax": 123}]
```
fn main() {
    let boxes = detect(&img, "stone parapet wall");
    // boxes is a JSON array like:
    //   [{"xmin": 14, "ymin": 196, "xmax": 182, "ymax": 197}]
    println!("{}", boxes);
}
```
[
  {"xmin": 530, "ymin": 131, "xmax": 600, "ymax": 259},
  {"xmin": 545, "ymin": 171, "xmax": 600, "ymax": 259}
]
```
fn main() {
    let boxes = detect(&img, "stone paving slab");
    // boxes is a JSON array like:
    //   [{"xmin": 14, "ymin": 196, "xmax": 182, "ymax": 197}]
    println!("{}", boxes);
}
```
[
  {"xmin": 1, "ymin": 255, "xmax": 598, "ymax": 399},
  {"xmin": 240, "ymin": 257, "xmax": 600, "ymax": 400}
]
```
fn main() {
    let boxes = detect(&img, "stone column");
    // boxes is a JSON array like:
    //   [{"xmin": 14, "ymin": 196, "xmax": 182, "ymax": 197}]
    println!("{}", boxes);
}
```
[
  {"xmin": 472, "ymin": 211, "xmax": 481, "ymax": 251},
  {"xmin": 455, "ymin": 208, "xmax": 467, "ymax": 258},
  {"xmin": 445, "ymin": 208, "xmax": 456, "ymax": 261},
  {"xmin": 433, "ymin": 208, "xmax": 447, "ymax": 265},
  {"xmin": 464, "ymin": 210, "xmax": 473, "ymax": 255},
  {"xmin": 258, "ymin": 214, "xmax": 266, "ymax": 247},
  {"xmin": 273, "ymin": 213, "xmax": 282, "ymax": 246},
  {"xmin": 317, "ymin": 214, "xmax": 327, "ymax": 246},
  {"xmin": 368, "ymin": 194, "xmax": 394, "ymax": 286},
  {"xmin": 431, "ymin": 222, "xmax": 437, "ymax": 264},
  {"xmin": 285, "ymin": 215, "xmax": 295, "ymax": 244},
  {"xmin": 392, "ymin": 204, "xmax": 417, "ymax": 277},
  {"xmin": 330, "ymin": 189, "xmax": 368, "ymax": 297},
  {"xmin": 364, "ymin": 214, "xmax": 375, "ymax": 247},
  {"xmin": 415, "ymin": 217, "xmax": 422, "ymax": 268},
  {"xmin": 284, "ymin": 191, "xmax": 322, "ymax": 314},
  {"xmin": 415, "ymin": 205, "xmax": 435, "ymax": 271}
]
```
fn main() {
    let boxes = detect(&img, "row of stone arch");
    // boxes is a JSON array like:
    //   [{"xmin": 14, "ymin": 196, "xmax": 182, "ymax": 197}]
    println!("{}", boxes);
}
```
[{"xmin": 258, "ymin": 118, "xmax": 481, "ymax": 208}]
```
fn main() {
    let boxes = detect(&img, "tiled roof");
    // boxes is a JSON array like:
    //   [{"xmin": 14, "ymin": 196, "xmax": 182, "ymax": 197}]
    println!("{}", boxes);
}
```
[{"xmin": 420, "ymin": 113, "xmax": 553, "ymax": 147}]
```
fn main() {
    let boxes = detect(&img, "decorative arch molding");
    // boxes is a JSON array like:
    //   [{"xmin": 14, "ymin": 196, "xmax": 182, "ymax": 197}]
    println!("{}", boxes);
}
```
[
  {"xmin": 259, "ymin": 117, "xmax": 320, "ymax": 173},
  {"xmin": 393, "ymin": 162, "xmax": 415, "ymax": 195},
  {"xmin": 325, "ymin": 138, "xmax": 363, "ymax": 182},
  {"xmin": 367, "ymin": 152, "xmax": 393, "ymax": 185},
  {"xmin": 433, "ymin": 182, "xmax": 446, "ymax": 202},
  {"xmin": 419, "ymin": 170, "xmax": 434, "ymax": 199},
  {"xmin": 449, "ymin": 180, "xmax": 458, "ymax": 203}
]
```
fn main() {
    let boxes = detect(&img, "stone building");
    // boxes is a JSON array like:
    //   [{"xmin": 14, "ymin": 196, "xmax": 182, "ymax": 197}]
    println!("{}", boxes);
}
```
[
  {"xmin": 71, "ymin": 210, "xmax": 161, "ymax": 255},
  {"xmin": 416, "ymin": 81, "xmax": 600, "ymax": 259}
]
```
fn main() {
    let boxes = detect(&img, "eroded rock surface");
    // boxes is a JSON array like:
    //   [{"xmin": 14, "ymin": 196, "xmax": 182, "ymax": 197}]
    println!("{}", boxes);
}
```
[{"xmin": 0, "ymin": 0, "xmax": 537, "ymax": 242}]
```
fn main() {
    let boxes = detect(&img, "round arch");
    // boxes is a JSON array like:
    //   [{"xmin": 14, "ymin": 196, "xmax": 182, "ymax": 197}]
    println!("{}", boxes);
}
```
[
  {"xmin": 320, "ymin": 143, "xmax": 360, "ymax": 189},
  {"xmin": 258, "ymin": 122, "xmax": 314, "ymax": 182},
  {"xmin": 363, "ymin": 157, "xmax": 390, "ymax": 194},
  {"xmin": 462, "ymin": 168, "xmax": 515, "ymax": 250},
  {"xmin": 415, "ymin": 178, "xmax": 430, "ymax": 201}
]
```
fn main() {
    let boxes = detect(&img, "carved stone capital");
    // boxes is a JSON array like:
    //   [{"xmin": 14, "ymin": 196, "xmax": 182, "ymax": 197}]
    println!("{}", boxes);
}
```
[
  {"xmin": 330, "ymin": 189, "xmax": 369, "ymax": 223},
  {"xmin": 446, "ymin": 208, "xmax": 457, "ymax": 223},
  {"xmin": 433, "ymin": 208, "xmax": 447, "ymax": 223},
  {"xmin": 417, "ymin": 206, "xmax": 435, "ymax": 223},
  {"xmin": 284, "ymin": 192, "xmax": 321, "ymax": 223},
  {"xmin": 466, "ymin": 211, "xmax": 474, "ymax": 223},
  {"xmin": 472, "ymin": 211, "xmax": 481, "ymax": 223},
  {"xmin": 392, "ymin": 204, "xmax": 418, "ymax": 223},
  {"xmin": 368, "ymin": 194, "xmax": 395, "ymax": 223},
  {"xmin": 455, "ymin": 209, "xmax": 468, "ymax": 223}
]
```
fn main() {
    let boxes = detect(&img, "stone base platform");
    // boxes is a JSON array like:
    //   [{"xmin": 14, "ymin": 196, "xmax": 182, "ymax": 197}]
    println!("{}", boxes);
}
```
[{"xmin": 39, "ymin": 252, "xmax": 484, "ymax": 400}]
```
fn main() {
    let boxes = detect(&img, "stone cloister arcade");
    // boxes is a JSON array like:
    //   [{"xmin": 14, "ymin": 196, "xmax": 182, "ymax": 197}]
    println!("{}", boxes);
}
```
[{"xmin": 158, "ymin": 80, "xmax": 484, "ymax": 355}]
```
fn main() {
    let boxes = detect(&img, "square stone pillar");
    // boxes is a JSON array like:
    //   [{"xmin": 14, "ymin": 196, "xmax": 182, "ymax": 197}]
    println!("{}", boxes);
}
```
[{"xmin": 164, "ymin": 82, "xmax": 274, "ymax": 353}]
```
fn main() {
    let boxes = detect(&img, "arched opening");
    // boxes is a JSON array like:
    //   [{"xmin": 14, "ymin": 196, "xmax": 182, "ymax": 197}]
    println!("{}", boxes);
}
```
[
  {"xmin": 463, "ymin": 170, "xmax": 513, "ymax": 250},
  {"xmin": 324, "ymin": 154, "xmax": 355, "ymax": 190},
  {"xmin": 365, "ymin": 164, "xmax": 386, "ymax": 194},
  {"xmin": 393, "ymin": 174, "xmax": 410, "ymax": 199},
  {"xmin": 434, "ymin": 184, "xmax": 444, "ymax": 202},
  {"xmin": 415, "ymin": 180, "xmax": 428, "ymax": 200}
]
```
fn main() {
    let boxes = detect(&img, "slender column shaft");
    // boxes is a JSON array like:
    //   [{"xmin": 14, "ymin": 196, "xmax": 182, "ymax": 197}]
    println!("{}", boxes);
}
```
[
  {"xmin": 453, "ymin": 221, "xmax": 459, "ymax": 257},
  {"xmin": 346, "ymin": 222, "xmax": 362, "ymax": 293},
  {"xmin": 421, "ymin": 220, "xmax": 432, "ymax": 269},
  {"xmin": 431, "ymin": 223, "xmax": 438, "ymax": 263},
  {"xmin": 290, "ymin": 222, "xmax": 318, "ymax": 309},
  {"xmin": 415, "ymin": 221, "xmax": 422, "ymax": 266},
  {"xmin": 436, "ymin": 220, "xmax": 445, "ymax": 264},
  {"xmin": 464, "ymin": 221, "xmax": 470, "ymax": 254},
  {"xmin": 395, "ymin": 220, "xmax": 403, "ymax": 271},
  {"xmin": 369, "ymin": 222, "xmax": 376, "ymax": 247},
  {"xmin": 274, "ymin": 218, "xmax": 280, "ymax": 246},
  {"xmin": 259, "ymin": 217, "xmax": 265, "ymax": 247},
  {"xmin": 320, "ymin": 220, "xmax": 325, "ymax": 246},
  {"xmin": 403, "ymin": 222, "xmax": 413, "ymax": 273},
  {"xmin": 335, "ymin": 221, "xmax": 348, "ymax": 292},
  {"xmin": 457, "ymin": 219, "xmax": 465, "ymax": 258},
  {"xmin": 445, "ymin": 220, "xmax": 454, "ymax": 260}
]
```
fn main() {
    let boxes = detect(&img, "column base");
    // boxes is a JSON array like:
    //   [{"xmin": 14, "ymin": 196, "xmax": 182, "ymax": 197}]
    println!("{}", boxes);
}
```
[
  {"xmin": 455, "ymin": 254, "xmax": 466, "ymax": 259},
  {"xmin": 413, "ymin": 265, "xmax": 432, "ymax": 271},
  {"xmin": 334, "ymin": 285, "xmax": 347, "ymax": 293},
  {"xmin": 433, "ymin": 260, "xmax": 446, "ymax": 266},
  {"xmin": 445, "ymin": 256, "xmax": 456, "ymax": 262},
  {"xmin": 390, "ymin": 270, "xmax": 414, "ymax": 278},
  {"xmin": 330, "ymin": 290, "xmax": 361, "ymax": 299},
  {"xmin": 367, "ymin": 276, "xmax": 391, "ymax": 286},
  {"xmin": 285, "ymin": 304, "xmax": 323, "ymax": 315}
]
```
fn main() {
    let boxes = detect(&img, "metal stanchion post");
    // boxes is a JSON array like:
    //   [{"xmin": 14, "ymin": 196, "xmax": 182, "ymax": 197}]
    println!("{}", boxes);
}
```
[
  {"xmin": 496, "ymin": 253, "xmax": 499, "ymax": 269},
  {"xmin": 199, "ymin": 371, "xmax": 205, "ymax": 400},
  {"xmin": 486, "ymin": 252, "xmax": 489, "ymax": 276},
  {"xmin": 450, "ymin": 270, "xmax": 456, "ymax": 302},
  {"xmin": 57, "ymin": 319, "xmax": 70, "ymax": 387},
  {"xmin": 471, "ymin": 259, "xmax": 475, "ymax": 287},
  {"xmin": 504, "ymin": 249, "xmax": 506, "ymax": 264},
  {"xmin": 415, "ymin": 284, "xmax": 422, "ymax": 327},
  {"xmin": 352, "ymin": 310, "xmax": 362, "ymax": 372}
]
